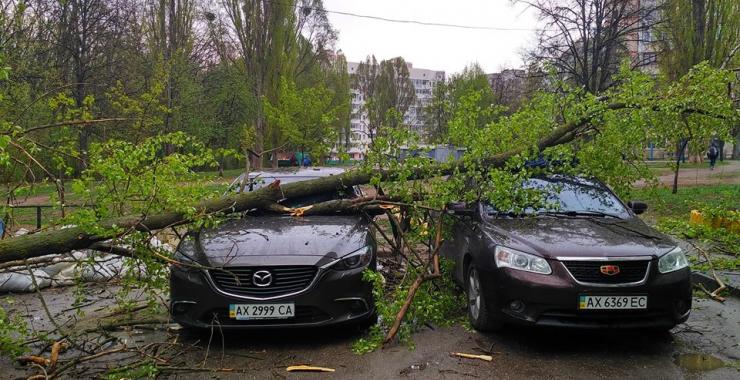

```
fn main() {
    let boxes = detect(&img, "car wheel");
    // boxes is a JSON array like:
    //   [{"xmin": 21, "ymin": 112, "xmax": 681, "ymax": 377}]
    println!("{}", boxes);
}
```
[{"xmin": 466, "ymin": 263, "xmax": 502, "ymax": 331}]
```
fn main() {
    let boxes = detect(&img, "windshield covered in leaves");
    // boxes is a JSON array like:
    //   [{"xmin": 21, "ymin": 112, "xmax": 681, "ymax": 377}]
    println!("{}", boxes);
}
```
[{"xmin": 484, "ymin": 177, "xmax": 630, "ymax": 218}]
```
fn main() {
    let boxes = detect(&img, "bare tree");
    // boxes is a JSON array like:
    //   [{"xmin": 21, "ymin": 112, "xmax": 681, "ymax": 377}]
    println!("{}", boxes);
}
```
[
  {"xmin": 50, "ymin": 0, "xmax": 128, "ymax": 167},
  {"xmin": 353, "ymin": 56, "xmax": 416, "ymax": 144},
  {"xmin": 145, "ymin": 0, "xmax": 196, "ymax": 142},
  {"xmin": 522, "ymin": 0, "xmax": 660, "ymax": 94}
]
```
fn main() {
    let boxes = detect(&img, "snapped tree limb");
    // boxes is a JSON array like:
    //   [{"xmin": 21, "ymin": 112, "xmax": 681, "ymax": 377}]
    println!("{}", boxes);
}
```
[{"xmin": 0, "ymin": 100, "xmax": 706, "ymax": 263}]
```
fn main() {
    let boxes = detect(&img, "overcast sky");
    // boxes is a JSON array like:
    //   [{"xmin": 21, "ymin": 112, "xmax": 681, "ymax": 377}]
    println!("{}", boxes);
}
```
[{"xmin": 323, "ymin": 0, "xmax": 541, "ymax": 75}]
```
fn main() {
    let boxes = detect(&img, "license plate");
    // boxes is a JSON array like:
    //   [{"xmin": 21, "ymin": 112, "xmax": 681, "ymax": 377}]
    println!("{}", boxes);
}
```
[
  {"xmin": 229, "ymin": 303, "xmax": 295, "ymax": 320},
  {"xmin": 578, "ymin": 295, "xmax": 647, "ymax": 310}
]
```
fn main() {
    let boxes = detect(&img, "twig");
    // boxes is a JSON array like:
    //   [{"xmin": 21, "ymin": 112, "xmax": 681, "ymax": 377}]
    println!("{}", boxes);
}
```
[
  {"xmin": 688, "ymin": 241, "xmax": 727, "ymax": 302},
  {"xmin": 48, "ymin": 346, "xmax": 128, "ymax": 379},
  {"xmin": 383, "ymin": 212, "xmax": 445, "ymax": 344}
]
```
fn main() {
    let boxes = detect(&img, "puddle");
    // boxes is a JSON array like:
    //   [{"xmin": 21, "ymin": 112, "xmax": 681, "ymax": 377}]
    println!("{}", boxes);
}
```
[{"xmin": 675, "ymin": 353, "xmax": 726, "ymax": 371}]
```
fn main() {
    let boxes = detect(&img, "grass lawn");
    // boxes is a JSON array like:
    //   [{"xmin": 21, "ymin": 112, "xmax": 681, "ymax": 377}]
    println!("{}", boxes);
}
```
[{"xmin": 632, "ymin": 184, "xmax": 739, "ymax": 221}]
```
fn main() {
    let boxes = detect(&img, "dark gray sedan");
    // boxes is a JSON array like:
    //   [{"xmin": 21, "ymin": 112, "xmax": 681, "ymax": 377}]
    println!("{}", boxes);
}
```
[
  {"xmin": 170, "ymin": 168, "xmax": 377, "ymax": 329},
  {"xmin": 441, "ymin": 175, "xmax": 691, "ymax": 331}
]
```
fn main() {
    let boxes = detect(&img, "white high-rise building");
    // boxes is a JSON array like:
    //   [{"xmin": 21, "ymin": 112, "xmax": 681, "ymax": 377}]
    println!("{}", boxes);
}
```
[{"xmin": 342, "ymin": 60, "xmax": 445, "ymax": 160}]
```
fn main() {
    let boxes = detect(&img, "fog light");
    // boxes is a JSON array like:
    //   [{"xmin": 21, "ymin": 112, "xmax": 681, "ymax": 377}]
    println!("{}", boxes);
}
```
[
  {"xmin": 171, "ymin": 301, "xmax": 196, "ymax": 315},
  {"xmin": 509, "ymin": 300, "xmax": 525, "ymax": 313},
  {"xmin": 335, "ymin": 297, "xmax": 369, "ymax": 314},
  {"xmin": 674, "ymin": 299, "xmax": 690, "ymax": 316}
]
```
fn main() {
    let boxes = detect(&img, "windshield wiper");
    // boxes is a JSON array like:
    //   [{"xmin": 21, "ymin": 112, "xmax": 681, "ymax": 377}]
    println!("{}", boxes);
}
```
[{"xmin": 539, "ymin": 210, "xmax": 622, "ymax": 219}]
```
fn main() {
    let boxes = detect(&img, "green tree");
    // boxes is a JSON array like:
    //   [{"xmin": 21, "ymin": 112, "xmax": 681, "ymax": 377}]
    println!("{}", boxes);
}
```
[
  {"xmin": 448, "ymin": 64, "xmax": 500, "ymax": 132},
  {"xmin": 658, "ymin": 0, "xmax": 740, "ymax": 79},
  {"xmin": 353, "ymin": 56, "xmax": 416, "ymax": 144},
  {"xmin": 658, "ymin": 0, "xmax": 740, "ymax": 160},
  {"xmin": 264, "ymin": 78, "xmax": 340, "ymax": 164},
  {"xmin": 423, "ymin": 80, "xmax": 451, "ymax": 143}
]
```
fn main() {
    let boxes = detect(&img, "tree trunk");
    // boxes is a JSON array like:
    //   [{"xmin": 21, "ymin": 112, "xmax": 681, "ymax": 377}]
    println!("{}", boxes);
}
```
[
  {"xmin": 0, "ymin": 101, "xmax": 677, "ymax": 262},
  {"xmin": 672, "ymin": 139, "xmax": 689, "ymax": 194}
]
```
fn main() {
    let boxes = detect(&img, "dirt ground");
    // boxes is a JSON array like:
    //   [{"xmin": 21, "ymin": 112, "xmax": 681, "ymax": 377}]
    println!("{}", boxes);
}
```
[
  {"xmin": 1, "ymin": 281, "xmax": 739, "ymax": 379},
  {"xmin": 632, "ymin": 160, "xmax": 740, "ymax": 188}
]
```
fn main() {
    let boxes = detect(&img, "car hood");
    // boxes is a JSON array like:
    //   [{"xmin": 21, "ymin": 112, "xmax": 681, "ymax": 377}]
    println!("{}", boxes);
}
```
[
  {"xmin": 481, "ymin": 217, "xmax": 676, "ymax": 259},
  {"xmin": 195, "ymin": 215, "xmax": 370, "ymax": 267}
]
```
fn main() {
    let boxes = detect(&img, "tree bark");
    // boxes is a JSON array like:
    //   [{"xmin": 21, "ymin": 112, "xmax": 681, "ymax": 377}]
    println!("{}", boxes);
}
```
[{"xmin": 672, "ymin": 139, "xmax": 689, "ymax": 194}]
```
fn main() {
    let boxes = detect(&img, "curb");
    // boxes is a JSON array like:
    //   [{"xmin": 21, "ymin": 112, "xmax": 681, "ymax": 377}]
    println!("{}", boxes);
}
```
[{"xmin": 691, "ymin": 271, "xmax": 740, "ymax": 299}]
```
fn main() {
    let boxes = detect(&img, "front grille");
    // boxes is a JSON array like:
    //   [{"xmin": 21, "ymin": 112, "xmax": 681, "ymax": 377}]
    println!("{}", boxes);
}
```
[
  {"xmin": 562, "ymin": 260, "xmax": 649, "ymax": 284},
  {"xmin": 209, "ymin": 266, "xmax": 318, "ymax": 298},
  {"xmin": 204, "ymin": 306, "xmax": 331, "ymax": 326}
]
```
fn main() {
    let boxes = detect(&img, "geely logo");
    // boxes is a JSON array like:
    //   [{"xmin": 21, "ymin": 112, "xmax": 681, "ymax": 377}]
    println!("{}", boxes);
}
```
[{"xmin": 600, "ymin": 265, "xmax": 620, "ymax": 276}]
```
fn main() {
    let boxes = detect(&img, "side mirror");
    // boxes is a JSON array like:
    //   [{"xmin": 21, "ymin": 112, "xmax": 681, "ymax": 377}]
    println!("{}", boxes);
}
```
[
  {"xmin": 627, "ymin": 200, "xmax": 648, "ymax": 215},
  {"xmin": 447, "ymin": 202, "xmax": 475, "ymax": 217}
]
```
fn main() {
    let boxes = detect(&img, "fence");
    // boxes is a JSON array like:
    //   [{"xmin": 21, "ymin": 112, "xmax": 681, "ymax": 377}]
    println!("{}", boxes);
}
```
[{"xmin": 4, "ymin": 204, "xmax": 86, "ymax": 231}]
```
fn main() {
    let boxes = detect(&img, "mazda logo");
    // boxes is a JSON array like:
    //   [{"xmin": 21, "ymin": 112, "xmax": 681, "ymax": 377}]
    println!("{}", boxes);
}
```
[{"xmin": 252, "ymin": 270, "xmax": 273, "ymax": 287}]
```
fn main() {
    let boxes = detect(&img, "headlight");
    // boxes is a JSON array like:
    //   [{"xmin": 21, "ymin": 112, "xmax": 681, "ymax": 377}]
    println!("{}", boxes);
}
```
[
  {"xmin": 174, "ymin": 237, "xmax": 198, "ymax": 263},
  {"xmin": 494, "ymin": 246, "xmax": 551, "ymax": 275},
  {"xmin": 332, "ymin": 246, "xmax": 373, "ymax": 271},
  {"xmin": 658, "ymin": 246, "xmax": 688, "ymax": 273}
]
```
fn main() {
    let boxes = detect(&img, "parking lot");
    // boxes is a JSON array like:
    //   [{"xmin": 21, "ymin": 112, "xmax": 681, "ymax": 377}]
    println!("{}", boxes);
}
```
[{"xmin": 2, "ymin": 280, "xmax": 738, "ymax": 379}]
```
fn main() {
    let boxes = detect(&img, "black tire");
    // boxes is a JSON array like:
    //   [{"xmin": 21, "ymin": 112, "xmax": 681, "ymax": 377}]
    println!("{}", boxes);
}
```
[{"xmin": 466, "ymin": 263, "xmax": 502, "ymax": 331}]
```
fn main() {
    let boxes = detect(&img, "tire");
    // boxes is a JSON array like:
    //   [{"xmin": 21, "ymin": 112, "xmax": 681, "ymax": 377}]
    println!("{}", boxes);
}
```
[{"xmin": 466, "ymin": 263, "xmax": 503, "ymax": 331}]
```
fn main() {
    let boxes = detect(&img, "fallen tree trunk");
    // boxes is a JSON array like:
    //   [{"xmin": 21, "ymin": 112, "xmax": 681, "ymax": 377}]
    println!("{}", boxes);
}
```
[{"xmin": 0, "ymin": 102, "xmax": 667, "ymax": 263}]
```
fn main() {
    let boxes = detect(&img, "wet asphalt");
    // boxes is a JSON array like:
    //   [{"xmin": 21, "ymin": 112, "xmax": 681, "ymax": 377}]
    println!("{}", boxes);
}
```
[
  {"xmin": 166, "ymin": 295, "xmax": 739, "ymax": 380},
  {"xmin": 1, "ymin": 285, "xmax": 738, "ymax": 379}
]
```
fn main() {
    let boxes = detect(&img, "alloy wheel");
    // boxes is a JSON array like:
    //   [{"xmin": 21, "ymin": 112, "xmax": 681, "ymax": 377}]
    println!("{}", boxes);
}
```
[{"xmin": 468, "ymin": 266, "xmax": 481, "ymax": 320}]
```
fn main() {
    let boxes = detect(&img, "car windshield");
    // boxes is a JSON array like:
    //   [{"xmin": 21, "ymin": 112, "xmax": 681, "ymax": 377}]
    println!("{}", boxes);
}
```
[{"xmin": 484, "ymin": 177, "xmax": 630, "ymax": 218}]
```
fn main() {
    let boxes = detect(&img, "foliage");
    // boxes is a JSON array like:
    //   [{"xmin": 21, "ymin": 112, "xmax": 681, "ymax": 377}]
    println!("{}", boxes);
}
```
[
  {"xmin": 264, "ymin": 77, "xmax": 341, "ymax": 162},
  {"xmin": 63, "ymin": 132, "xmax": 220, "ymax": 307},
  {"xmin": 0, "ymin": 302, "xmax": 28, "ymax": 358},
  {"xmin": 633, "ymin": 183, "xmax": 738, "ymax": 263},
  {"xmin": 105, "ymin": 360, "xmax": 159, "ymax": 380},
  {"xmin": 423, "ymin": 80, "xmax": 451, "ymax": 143},
  {"xmin": 352, "ymin": 259, "xmax": 465, "ymax": 354},
  {"xmin": 657, "ymin": 0, "xmax": 740, "ymax": 79}
]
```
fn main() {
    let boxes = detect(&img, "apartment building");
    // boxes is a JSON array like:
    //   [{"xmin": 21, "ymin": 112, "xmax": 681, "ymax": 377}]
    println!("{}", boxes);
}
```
[
  {"xmin": 626, "ymin": 0, "xmax": 660, "ymax": 74},
  {"xmin": 487, "ymin": 69, "xmax": 527, "ymax": 110},
  {"xmin": 343, "ymin": 60, "xmax": 445, "ymax": 160}
]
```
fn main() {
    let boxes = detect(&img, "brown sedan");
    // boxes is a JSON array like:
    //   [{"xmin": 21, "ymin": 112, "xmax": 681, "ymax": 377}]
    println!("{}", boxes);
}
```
[{"xmin": 441, "ymin": 176, "xmax": 691, "ymax": 331}]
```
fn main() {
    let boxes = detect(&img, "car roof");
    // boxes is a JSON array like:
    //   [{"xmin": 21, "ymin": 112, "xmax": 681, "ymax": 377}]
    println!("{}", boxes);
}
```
[
  {"xmin": 249, "ymin": 167, "xmax": 346, "ymax": 178},
  {"xmin": 230, "ymin": 167, "xmax": 349, "ymax": 192},
  {"xmin": 234, "ymin": 167, "xmax": 346, "ymax": 182}
]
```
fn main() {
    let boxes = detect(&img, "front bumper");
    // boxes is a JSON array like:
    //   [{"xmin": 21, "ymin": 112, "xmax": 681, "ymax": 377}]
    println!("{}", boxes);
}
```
[
  {"xmin": 480, "ymin": 260, "xmax": 692, "ymax": 329},
  {"xmin": 169, "ymin": 265, "xmax": 374, "ymax": 329}
]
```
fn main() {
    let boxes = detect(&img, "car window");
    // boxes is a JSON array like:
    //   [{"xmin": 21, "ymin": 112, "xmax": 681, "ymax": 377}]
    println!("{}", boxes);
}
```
[{"xmin": 484, "ymin": 177, "xmax": 630, "ymax": 218}]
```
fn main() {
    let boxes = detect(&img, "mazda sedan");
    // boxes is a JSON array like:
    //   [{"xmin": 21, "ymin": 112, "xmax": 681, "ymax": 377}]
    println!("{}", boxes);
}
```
[
  {"xmin": 169, "ymin": 168, "xmax": 377, "ymax": 329},
  {"xmin": 441, "ymin": 175, "xmax": 691, "ymax": 331}
]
